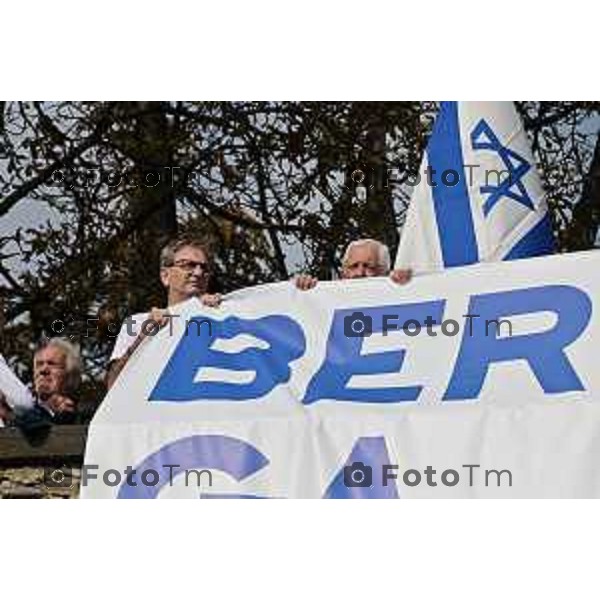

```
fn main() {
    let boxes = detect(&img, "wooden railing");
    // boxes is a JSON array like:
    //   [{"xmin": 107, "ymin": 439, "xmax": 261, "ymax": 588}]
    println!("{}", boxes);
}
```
[{"xmin": 0, "ymin": 425, "xmax": 88, "ymax": 467}]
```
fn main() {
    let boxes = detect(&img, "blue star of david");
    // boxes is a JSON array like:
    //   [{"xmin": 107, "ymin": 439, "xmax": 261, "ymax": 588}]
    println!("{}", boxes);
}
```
[{"xmin": 470, "ymin": 119, "xmax": 535, "ymax": 216}]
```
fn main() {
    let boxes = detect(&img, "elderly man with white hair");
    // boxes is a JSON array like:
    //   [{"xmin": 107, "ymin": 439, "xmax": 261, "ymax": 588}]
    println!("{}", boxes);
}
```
[
  {"xmin": 1, "ymin": 338, "xmax": 82, "ymax": 427},
  {"xmin": 294, "ymin": 238, "xmax": 412, "ymax": 289},
  {"xmin": 32, "ymin": 338, "xmax": 82, "ymax": 421}
]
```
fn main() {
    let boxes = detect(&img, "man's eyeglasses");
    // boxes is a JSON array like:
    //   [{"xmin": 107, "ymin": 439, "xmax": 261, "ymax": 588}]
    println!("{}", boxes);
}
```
[{"xmin": 171, "ymin": 260, "xmax": 211, "ymax": 273}]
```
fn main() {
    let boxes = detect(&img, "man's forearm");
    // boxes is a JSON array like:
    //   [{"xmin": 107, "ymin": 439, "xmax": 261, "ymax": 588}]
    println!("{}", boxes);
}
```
[
  {"xmin": 105, "ymin": 357, "xmax": 127, "ymax": 389},
  {"xmin": 0, "ymin": 393, "xmax": 14, "ymax": 425},
  {"xmin": 105, "ymin": 333, "xmax": 145, "ymax": 389}
]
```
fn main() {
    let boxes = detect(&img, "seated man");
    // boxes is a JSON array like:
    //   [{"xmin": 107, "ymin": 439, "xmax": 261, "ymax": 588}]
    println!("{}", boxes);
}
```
[
  {"xmin": 3, "ymin": 338, "xmax": 82, "ymax": 428},
  {"xmin": 0, "ymin": 353, "xmax": 35, "ymax": 426},
  {"xmin": 106, "ymin": 236, "xmax": 221, "ymax": 389},
  {"xmin": 294, "ymin": 238, "xmax": 412, "ymax": 289}
]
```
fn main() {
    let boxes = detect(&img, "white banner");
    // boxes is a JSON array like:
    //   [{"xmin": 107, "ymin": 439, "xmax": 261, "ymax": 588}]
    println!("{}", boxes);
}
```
[
  {"xmin": 82, "ymin": 250, "xmax": 600, "ymax": 498},
  {"xmin": 0, "ymin": 354, "xmax": 34, "ymax": 419}
]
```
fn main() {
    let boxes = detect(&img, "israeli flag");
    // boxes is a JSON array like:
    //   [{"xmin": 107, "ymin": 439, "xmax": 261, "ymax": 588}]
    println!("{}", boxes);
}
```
[{"xmin": 395, "ymin": 102, "xmax": 555, "ymax": 273}]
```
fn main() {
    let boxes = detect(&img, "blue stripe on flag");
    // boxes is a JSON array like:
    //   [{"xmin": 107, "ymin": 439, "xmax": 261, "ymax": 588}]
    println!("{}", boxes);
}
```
[
  {"xmin": 428, "ymin": 101, "xmax": 479, "ymax": 267},
  {"xmin": 504, "ymin": 212, "xmax": 555, "ymax": 260}
]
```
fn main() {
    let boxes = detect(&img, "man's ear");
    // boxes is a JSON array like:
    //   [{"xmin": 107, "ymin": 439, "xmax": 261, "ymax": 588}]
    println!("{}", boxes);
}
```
[{"xmin": 160, "ymin": 267, "xmax": 170, "ymax": 288}]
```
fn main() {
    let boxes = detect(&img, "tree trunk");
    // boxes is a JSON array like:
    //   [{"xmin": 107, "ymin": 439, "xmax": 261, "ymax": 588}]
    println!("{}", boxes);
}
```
[{"xmin": 120, "ymin": 102, "xmax": 178, "ymax": 311}]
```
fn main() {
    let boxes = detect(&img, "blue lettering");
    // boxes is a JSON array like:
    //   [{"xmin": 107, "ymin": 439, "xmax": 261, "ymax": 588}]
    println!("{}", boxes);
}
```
[
  {"xmin": 445, "ymin": 285, "xmax": 591, "ymax": 399},
  {"xmin": 150, "ymin": 315, "xmax": 305, "ymax": 402},
  {"xmin": 324, "ymin": 436, "xmax": 398, "ymax": 499},
  {"xmin": 304, "ymin": 302, "xmax": 445, "ymax": 404},
  {"xmin": 118, "ymin": 435, "xmax": 269, "ymax": 499}
]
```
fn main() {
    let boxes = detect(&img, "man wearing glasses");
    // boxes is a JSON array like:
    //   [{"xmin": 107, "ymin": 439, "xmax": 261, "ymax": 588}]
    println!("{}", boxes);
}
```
[{"xmin": 106, "ymin": 236, "xmax": 221, "ymax": 389}]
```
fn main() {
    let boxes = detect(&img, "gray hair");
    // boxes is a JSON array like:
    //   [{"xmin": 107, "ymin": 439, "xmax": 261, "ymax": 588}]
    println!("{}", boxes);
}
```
[
  {"xmin": 342, "ymin": 238, "xmax": 391, "ymax": 273},
  {"xmin": 35, "ymin": 338, "xmax": 82, "ymax": 394},
  {"xmin": 159, "ymin": 236, "xmax": 211, "ymax": 268}
]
